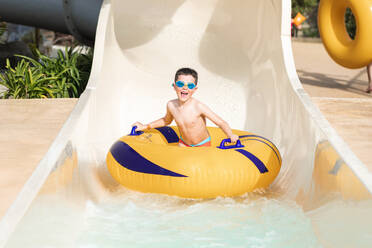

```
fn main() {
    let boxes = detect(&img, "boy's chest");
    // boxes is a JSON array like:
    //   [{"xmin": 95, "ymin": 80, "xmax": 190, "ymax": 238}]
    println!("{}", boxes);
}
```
[{"xmin": 172, "ymin": 107, "xmax": 203, "ymax": 126}]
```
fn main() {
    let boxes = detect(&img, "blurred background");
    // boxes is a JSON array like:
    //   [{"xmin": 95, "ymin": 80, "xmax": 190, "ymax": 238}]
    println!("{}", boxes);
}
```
[{"xmin": 0, "ymin": 0, "xmax": 357, "ymax": 99}]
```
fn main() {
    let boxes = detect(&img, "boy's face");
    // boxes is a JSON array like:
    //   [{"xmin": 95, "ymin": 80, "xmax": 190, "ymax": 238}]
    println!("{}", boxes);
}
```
[{"xmin": 173, "ymin": 74, "xmax": 198, "ymax": 103}]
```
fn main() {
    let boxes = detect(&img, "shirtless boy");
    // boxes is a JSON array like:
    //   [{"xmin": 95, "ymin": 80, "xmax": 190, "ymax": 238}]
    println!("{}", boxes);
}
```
[{"xmin": 133, "ymin": 68, "xmax": 239, "ymax": 147}]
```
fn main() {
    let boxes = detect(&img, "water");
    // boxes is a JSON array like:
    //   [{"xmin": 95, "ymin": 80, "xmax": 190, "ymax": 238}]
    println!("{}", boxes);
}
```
[
  {"xmin": 6, "ymin": 184, "xmax": 372, "ymax": 248},
  {"xmin": 5, "ymin": 161, "xmax": 372, "ymax": 248},
  {"xmin": 6, "ymin": 188, "xmax": 324, "ymax": 248}
]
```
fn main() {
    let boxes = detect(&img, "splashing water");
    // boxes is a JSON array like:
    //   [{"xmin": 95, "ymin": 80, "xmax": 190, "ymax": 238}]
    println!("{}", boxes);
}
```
[{"xmin": 6, "ymin": 188, "xmax": 325, "ymax": 248}]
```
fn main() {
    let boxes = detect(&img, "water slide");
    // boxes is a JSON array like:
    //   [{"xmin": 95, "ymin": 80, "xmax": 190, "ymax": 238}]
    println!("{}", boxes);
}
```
[{"xmin": 1, "ymin": 0, "xmax": 372, "ymax": 247}]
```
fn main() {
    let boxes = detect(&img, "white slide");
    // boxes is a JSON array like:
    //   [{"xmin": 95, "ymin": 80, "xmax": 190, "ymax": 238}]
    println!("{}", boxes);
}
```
[{"xmin": 1, "ymin": 0, "xmax": 372, "ymax": 247}]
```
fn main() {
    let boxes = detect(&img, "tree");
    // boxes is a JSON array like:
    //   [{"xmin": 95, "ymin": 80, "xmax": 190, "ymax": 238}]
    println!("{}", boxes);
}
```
[
  {"xmin": 291, "ymin": 0, "xmax": 318, "ymax": 18},
  {"xmin": 345, "ymin": 8, "xmax": 356, "ymax": 39},
  {"xmin": 291, "ymin": 0, "xmax": 356, "ymax": 39}
]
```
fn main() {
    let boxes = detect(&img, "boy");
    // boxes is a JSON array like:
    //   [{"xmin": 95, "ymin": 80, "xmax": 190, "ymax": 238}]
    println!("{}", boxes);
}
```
[{"xmin": 133, "ymin": 68, "xmax": 239, "ymax": 147}]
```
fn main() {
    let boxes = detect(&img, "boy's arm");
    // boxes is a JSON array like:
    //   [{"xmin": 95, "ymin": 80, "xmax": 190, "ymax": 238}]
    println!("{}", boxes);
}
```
[
  {"xmin": 132, "ymin": 102, "xmax": 174, "ymax": 131},
  {"xmin": 198, "ymin": 102, "xmax": 239, "ymax": 142}
]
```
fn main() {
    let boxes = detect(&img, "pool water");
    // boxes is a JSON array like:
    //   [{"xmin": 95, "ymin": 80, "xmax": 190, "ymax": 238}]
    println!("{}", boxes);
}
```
[
  {"xmin": 5, "ymin": 187, "xmax": 372, "ymax": 248},
  {"xmin": 4, "ymin": 188, "xmax": 318, "ymax": 248}
]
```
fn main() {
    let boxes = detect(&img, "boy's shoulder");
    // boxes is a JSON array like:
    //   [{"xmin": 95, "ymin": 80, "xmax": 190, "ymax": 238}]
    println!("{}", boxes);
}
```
[
  {"xmin": 166, "ymin": 99, "xmax": 179, "ymax": 110},
  {"xmin": 167, "ymin": 99, "xmax": 178, "ymax": 106},
  {"xmin": 191, "ymin": 98, "xmax": 206, "ymax": 107}
]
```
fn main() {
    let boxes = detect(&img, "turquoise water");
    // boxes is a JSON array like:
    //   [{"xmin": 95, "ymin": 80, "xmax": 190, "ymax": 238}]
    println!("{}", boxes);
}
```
[{"xmin": 5, "ymin": 189, "xmax": 372, "ymax": 248}]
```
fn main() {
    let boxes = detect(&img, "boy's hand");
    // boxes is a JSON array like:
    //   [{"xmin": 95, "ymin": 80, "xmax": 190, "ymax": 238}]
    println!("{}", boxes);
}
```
[
  {"xmin": 132, "ymin": 122, "xmax": 148, "ymax": 131},
  {"xmin": 229, "ymin": 134, "xmax": 239, "ymax": 143}
]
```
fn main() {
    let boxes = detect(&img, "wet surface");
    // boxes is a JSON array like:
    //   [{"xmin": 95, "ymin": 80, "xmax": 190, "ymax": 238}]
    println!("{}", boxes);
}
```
[{"xmin": 0, "ymin": 99, "xmax": 77, "ymax": 218}]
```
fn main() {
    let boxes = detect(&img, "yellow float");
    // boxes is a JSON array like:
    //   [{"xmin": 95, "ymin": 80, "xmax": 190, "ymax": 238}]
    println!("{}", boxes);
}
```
[
  {"xmin": 106, "ymin": 126, "xmax": 281, "ymax": 198},
  {"xmin": 318, "ymin": 0, "xmax": 372, "ymax": 68},
  {"xmin": 313, "ymin": 141, "xmax": 371, "ymax": 200}
]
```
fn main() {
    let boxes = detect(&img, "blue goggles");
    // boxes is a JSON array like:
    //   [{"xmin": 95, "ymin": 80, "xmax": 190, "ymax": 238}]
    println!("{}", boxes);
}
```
[{"xmin": 174, "ymin": 81, "xmax": 196, "ymax": 90}]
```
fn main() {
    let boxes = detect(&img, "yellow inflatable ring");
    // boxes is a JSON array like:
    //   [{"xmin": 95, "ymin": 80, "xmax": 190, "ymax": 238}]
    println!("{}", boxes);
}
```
[
  {"xmin": 106, "ymin": 126, "xmax": 281, "ymax": 198},
  {"xmin": 318, "ymin": 0, "xmax": 372, "ymax": 68}
]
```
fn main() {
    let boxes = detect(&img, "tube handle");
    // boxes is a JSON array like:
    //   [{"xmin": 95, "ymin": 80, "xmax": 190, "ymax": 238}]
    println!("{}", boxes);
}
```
[
  {"xmin": 217, "ymin": 138, "xmax": 244, "ymax": 149},
  {"xmin": 129, "ymin": 126, "xmax": 144, "ymax": 136}
]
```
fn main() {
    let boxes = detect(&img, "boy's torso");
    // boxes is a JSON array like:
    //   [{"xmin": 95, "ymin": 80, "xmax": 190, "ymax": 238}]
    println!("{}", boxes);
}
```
[{"xmin": 168, "ymin": 98, "xmax": 210, "ymax": 145}]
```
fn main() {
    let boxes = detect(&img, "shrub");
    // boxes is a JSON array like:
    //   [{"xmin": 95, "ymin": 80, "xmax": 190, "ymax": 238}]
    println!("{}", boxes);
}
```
[
  {"xmin": 345, "ymin": 8, "xmax": 356, "ymax": 39},
  {"xmin": 0, "ymin": 46, "xmax": 92, "ymax": 98},
  {"xmin": 302, "ymin": 27, "xmax": 320, "ymax": 38},
  {"xmin": 0, "ymin": 59, "xmax": 56, "ymax": 98},
  {"xmin": 291, "ymin": 0, "xmax": 318, "ymax": 17}
]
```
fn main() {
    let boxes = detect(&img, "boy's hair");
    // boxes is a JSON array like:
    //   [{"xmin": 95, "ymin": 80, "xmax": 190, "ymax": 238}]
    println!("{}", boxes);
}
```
[{"xmin": 175, "ymin": 68, "xmax": 198, "ymax": 85}]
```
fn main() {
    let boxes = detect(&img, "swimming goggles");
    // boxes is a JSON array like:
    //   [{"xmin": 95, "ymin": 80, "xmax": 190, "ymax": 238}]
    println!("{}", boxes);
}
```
[{"xmin": 174, "ymin": 81, "xmax": 196, "ymax": 89}]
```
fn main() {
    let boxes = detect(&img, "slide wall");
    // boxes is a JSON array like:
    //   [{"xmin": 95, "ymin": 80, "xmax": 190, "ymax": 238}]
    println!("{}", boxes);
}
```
[{"xmin": 1, "ymin": 0, "xmax": 371, "ymax": 246}]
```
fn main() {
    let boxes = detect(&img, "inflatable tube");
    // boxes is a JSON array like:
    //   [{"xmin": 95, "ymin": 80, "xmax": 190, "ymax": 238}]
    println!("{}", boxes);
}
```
[
  {"xmin": 318, "ymin": 0, "xmax": 372, "ymax": 69},
  {"xmin": 313, "ymin": 141, "xmax": 371, "ymax": 200},
  {"xmin": 106, "ymin": 126, "xmax": 281, "ymax": 198}
]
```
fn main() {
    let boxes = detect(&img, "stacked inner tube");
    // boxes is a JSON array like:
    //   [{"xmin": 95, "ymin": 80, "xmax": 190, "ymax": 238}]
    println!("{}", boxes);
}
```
[{"xmin": 318, "ymin": 0, "xmax": 372, "ymax": 68}]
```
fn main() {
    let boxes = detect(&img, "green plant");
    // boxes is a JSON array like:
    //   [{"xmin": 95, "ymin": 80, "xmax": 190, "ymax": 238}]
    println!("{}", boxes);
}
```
[
  {"xmin": 292, "ymin": 0, "xmax": 318, "ymax": 17},
  {"xmin": 345, "ymin": 8, "xmax": 356, "ymax": 39},
  {"xmin": 0, "ymin": 46, "xmax": 93, "ymax": 98},
  {"xmin": 302, "ymin": 27, "xmax": 320, "ymax": 38},
  {"xmin": 0, "ymin": 59, "xmax": 57, "ymax": 98},
  {"xmin": 75, "ymin": 47, "xmax": 93, "ymax": 90}
]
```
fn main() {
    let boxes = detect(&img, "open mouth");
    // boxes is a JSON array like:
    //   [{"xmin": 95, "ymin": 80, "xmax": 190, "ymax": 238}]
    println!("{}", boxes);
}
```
[{"xmin": 181, "ymin": 92, "xmax": 189, "ymax": 97}]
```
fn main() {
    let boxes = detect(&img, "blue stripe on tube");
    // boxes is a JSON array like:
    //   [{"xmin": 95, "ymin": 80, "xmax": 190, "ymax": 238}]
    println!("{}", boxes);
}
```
[
  {"xmin": 110, "ymin": 141, "xmax": 187, "ymax": 177},
  {"xmin": 155, "ymin": 126, "xmax": 180, "ymax": 143},
  {"xmin": 238, "ymin": 135, "xmax": 281, "ymax": 163},
  {"xmin": 235, "ymin": 149, "xmax": 269, "ymax": 174}
]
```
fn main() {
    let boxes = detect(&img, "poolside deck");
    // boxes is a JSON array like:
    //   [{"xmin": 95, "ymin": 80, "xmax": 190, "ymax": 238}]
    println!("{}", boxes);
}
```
[
  {"xmin": 292, "ymin": 41, "xmax": 372, "ymax": 169},
  {"xmin": 0, "ymin": 99, "xmax": 77, "ymax": 217}
]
